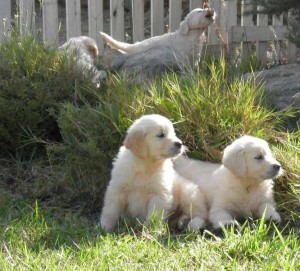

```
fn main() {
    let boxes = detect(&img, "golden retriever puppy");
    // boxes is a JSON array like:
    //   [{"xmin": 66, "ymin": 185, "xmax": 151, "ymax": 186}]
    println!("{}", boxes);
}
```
[
  {"xmin": 59, "ymin": 36, "xmax": 106, "ymax": 85},
  {"xmin": 100, "ymin": 8, "xmax": 215, "ymax": 66},
  {"xmin": 173, "ymin": 135, "xmax": 282, "ymax": 229},
  {"xmin": 100, "ymin": 114, "xmax": 207, "ymax": 232}
]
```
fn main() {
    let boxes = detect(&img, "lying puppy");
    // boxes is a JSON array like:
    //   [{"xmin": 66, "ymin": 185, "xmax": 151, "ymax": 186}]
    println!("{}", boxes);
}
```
[
  {"xmin": 100, "ymin": 114, "xmax": 207, "ymax": 232},
  {"xmin": 59, "ymin": 36, "xmax": 106, "ymax": 85},
  {"xmin": 173, "ymin": 135, "xmax": 282, "ymax": 229},
  {"xmin": 100, "ymin": 8, "xmax": 215, "ymax": 66}
]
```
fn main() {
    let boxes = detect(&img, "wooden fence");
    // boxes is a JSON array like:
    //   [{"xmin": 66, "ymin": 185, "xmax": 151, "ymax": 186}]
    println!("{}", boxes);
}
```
[{"xmin": 0, "ymin": 0, "xmax": 298, "ymax": 65}]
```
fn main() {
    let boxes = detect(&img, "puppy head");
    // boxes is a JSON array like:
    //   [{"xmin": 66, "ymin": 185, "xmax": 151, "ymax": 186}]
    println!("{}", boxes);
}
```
[
  {"xmin": 222, "ymin": 135, "xmax": 282, "ymax": 180},
  {"xmin": 124, "ymin": 114, "xmax": 183, "ymax": 160},
  {"xmin": 178, "ymin": 8, "xmax": 215, "ymax": 35}
]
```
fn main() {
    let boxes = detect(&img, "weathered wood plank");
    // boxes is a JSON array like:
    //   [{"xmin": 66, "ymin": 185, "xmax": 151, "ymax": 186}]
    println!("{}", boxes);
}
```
[
  {"xmin": 256, "ymin": 5, "xmax": 268, "ymax": 66},
  {"xmin": 151, "ymin": 0, "xmax": 164, "ymax": 36},
  {"xmin": 132, "ymin": 0, "xmax": 144, "ymax": 41},
  {"xmin": 241, "ymin": 0, "xmax": 253, "ymax": 59},
  {"xmin": 66, "ymin": 0, "xmax": 81, "ymax": 40},
  {"xmin": 287, "ymin": 12, "xmax": 297, "ymax": 63},
  {"xmin": 226, "ymin": 0, "xmax": 238, "ymax": 60},
  {"xmin": 169, "ymin": 0, "xmax": 182, "ymax": 32},
  {"xmin": 0, "ymin": 0, "xmax": 11, "ymax": 42},
  {"xmin": 272, "ymin": 14, "xmax": 283, "ymax": 64},
  {"xmin": 231, "ymin": 25, "xmax": 287, "ymax": 43},
  {"xmin": 189, "ymin": 0, "xmax": 202, "ymax": 11},
  {"xmin": 19, "ymin": 0, "xmax": 35, "ymax": 36},
  {"xmin": 42, "ymin": 0, "xmax": 58, "ymax": 45},
  {"xmin": 110, "ymin": 0, "xmax": 124, "ymax": 41},
  {"xmin": 88, "ymin": 0, "xmax": 104, "ymax": 50}
]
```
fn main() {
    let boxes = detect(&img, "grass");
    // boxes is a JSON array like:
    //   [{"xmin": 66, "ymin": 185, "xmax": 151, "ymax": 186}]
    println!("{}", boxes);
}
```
[
  {"xmin": 0, "ymin": 35, "xmax": 299, "ymax": 270},
  {"xmin": 0, "ymin": 192, "xmax": 299, "ymax": 270}
]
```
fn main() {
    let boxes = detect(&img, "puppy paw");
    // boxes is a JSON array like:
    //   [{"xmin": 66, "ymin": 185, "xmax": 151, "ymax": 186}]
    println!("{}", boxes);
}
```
[
  {"xmin": 265, "ymin": 211, "xmax": 281, "ymax": 223},
  {"xmin": 177, "ymin": 215, "xmax": 189, "ymax": 231},
  {"xmin": 100, "ymin": 216, "xmax": 116, "ymax": 232},
  {"xmin": 187, "ymin": 216, "xmax": 206, "ymax": 231}
]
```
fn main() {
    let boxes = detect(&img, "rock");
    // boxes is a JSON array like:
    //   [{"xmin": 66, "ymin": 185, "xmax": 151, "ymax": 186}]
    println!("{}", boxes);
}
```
[
  {"xmin": 108, "ymin": 45, "xmax": 182, "ymax": 86},
  {"xmin": 243, "ymin": 64, "xmax": 300, "ymax": 129}
]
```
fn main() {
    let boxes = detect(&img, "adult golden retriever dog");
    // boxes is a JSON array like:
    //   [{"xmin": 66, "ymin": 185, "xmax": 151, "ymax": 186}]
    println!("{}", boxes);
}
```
[
  {"xmin": 100, "ymin": 114, "xmax": 207, "ymax": 232},
  {"xmin": 100, "ymin": 8, "xmax": 215, "ymax": 66},
  {"xmin": 173, "ymin": 135, "xmax": 282, "ymax": 229}
]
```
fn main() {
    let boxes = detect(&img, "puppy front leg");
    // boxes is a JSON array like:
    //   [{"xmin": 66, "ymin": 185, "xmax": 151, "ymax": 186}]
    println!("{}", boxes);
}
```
[
  {"xmin": 209, "ymin": 208, "xmax": 236, "ymax": 229},
  {"xmin": 146, "ymin": 195, "xmax": 172, "ymax": 224},
  {"xmin": 257, "ymin": 202, "xmax": 281, "ymax": 222},
  {"xmin": 100, "ymin": 189, "xmax": 122, "ymax": 232}
]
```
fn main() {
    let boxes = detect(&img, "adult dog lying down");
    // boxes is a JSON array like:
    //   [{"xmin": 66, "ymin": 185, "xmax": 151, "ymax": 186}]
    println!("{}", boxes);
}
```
[
  {"xmin": 100, "ymin": 8, "xmax": 215, "ymax": 66},
  {"xmin": 173, "ymin": 136, "xmax": 282, "ymax": 229},
  {"xmin": 100, "ymin": 114, "xmax": 207, "ymax": 232}
]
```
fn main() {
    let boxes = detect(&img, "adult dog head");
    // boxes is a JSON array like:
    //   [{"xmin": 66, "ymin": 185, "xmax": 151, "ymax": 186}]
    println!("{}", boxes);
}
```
[
  {"xmin": 124, "ymin": 114, "xmax": 183, "ymax": 160},
  {"xmin": 222, "ymin": 135, "xmax": 282, "ymax": 180},
  {"xmin": 178, "ymin": 8, "xmax": 216, "ymax": 35}
]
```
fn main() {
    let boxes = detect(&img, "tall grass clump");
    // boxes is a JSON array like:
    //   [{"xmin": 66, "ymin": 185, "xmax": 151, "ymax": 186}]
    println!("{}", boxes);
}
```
[
  {"xmin": 0, "ymin": 33, "xmax": 100, "ymax": 157},
  {"xmin": 54, "ymin": 59, "xmax": 292, "ymax": 211}
]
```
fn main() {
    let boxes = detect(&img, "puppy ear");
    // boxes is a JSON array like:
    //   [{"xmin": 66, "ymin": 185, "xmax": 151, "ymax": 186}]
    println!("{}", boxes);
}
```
[
  {"xmin": 124, "ymin": 131, "xmax": 148, "ymax": 158},
  {"xmin": 178, "ymin": 20, "xmax": 189, "ymax": 35},
  {"xmin": 222, "ymin": 145, "xmax": 246, "ymax": 177}
]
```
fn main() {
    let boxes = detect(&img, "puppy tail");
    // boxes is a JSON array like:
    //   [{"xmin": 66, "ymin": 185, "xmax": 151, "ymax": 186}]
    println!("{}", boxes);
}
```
[{"xmin": 100, "ymin": 31, "xmax": 136, "ymax": 54}]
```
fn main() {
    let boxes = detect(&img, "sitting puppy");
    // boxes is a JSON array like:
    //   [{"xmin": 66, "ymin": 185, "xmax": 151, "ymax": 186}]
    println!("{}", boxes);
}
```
[
  {"xmin": 100, "ymin": 114, "xmax": 207, "ymax": 232},
  {"xmin": 173, "ymin": 135, "xmax": 282, "ymax": 229},
  {"xmin": 59, "ymin": 36, "xmax": 106, "ymax": 85},
  {"xmin": 100, "ymin": 8, "xmax": 215, "ymax": 66}
]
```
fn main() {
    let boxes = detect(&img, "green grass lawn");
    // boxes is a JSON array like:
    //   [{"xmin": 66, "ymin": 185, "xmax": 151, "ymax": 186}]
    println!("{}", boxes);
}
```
[
  {"xmin": 0, "ymin": 192, "xmax": 299, "ymax": 270},
  {"xmin": 0, "ymin": 35, "xmax": 299, "ymax": 270}
]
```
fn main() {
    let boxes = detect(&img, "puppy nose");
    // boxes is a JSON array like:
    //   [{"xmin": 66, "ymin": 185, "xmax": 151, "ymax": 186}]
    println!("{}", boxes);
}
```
[
  {"xmin": 273, "ymin": 164, "xmax": 281, "ymax": 171},
  {"xmin": 174, "ymin": 141, "xmax": 182, "ymax": 148}
]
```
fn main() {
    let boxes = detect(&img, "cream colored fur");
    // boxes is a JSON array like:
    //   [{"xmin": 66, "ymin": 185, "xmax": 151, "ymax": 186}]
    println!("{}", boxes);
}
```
[
  {"xmin": 173, "ymin": 135, "xmax": 282, "ymax": 229},
  {"xmin": 100, "ymin": 114, "xmax": 207, "ymax": 232},
  {"xmin": 100, "ymin": 8, "xmax": 215, "ymax": 66}
]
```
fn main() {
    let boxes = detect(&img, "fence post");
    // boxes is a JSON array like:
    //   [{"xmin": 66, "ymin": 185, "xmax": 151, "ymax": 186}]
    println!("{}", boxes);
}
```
[
  {"xmin": 0, "ymin": 0, "xmax": 11, "ymax": 42},
  {"xmin": 110, "ymin": 0, "xmax": 124, "ymax": 41},
  {"xmin": 132, "ymin": 0, "xmax": 144, "ymax": 41},
  {"xmin": 19, "ymin": 0, "xmax": 35, "ymax": 37},
  {"xmin": 241, "ymin": 0, "xmax": 253, "ymax": 59},
  {"xmin": 287, "ymin": 11, "xmax": 297, "ymax": 64},
  {"xmin": 189, "ymin": 0, "xmax": 202, "ymax": 11},
  {"xmin": 151, "ymin": 0, "xmax": 164, "ymax": 36},
  {"xmin": 42, "ymin": 0, "xmax": 58, "ymax": 45},
  {"xmin": 256, "ymin": 5, "xmax": 268, "ymax": 66},
  {"xmin": 272, "ymin": 14, "xmax": 283, "ymax": 64},
  {"xmin": 226, "ymin": 0, "xmax": 238, "ymax": 61},
  {"xmin": 169, "ymin": 0, "xmax": 182, "ymax": 32},
  {"xmin": 88, "ymin": 0, "xmax": 104, "ymax": 50},
  {"xmin": 66, "ymin": 0, "xmax": 81, "ymax": 40}
]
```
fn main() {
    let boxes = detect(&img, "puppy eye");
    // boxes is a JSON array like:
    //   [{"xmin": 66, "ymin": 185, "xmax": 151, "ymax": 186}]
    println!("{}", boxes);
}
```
[
  {"xmin": 255, "ymin": 154, "xmax": 263, "ymax": 160},
  {"xmin": 157, "ymin": 132, "xmax": 165, "ymax": 138}
]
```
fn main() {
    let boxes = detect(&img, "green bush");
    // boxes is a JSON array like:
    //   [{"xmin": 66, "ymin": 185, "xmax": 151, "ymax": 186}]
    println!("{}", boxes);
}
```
[
  {"xmin": 0, "ymin": 34, "xmax": 99, "ymax": 157},
  {"xmin": 53, "ymin": 63, "xmax": 291, "ymax": 210}
]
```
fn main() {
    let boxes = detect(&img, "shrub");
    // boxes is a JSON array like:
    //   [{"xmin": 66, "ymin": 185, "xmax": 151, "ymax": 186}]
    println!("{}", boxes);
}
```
[
  {"xmin": 0, "ymin": 34, "xmax": 99, "ymax": 157},
  {"xmin": 53, "ymin": 61, "xmax": 289, "ymax": 210}
]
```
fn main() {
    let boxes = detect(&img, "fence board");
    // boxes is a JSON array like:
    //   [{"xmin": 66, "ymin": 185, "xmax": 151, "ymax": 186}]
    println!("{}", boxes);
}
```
[
  {"xmin": 42, "ymin": 0, "xmax": 58, "ymax": 45},
  {"xmin": 272, "ymin": 14, "xmax": 283, "ymax": 64},
  {"xmin": 231, "ymin": 26, "xmax": 287, "ymax": 42},
  {"xmin": 19, "ymin": 0, "xmax": 35, "ymax": 36},
  {"xmin": 151, "ymin": 0, "xmax": 164, "ymax": 36},
  {"xmin": 88, "ymin": 0, "xmax": 104, "ymax": 50},
  {"xmin": 0, "ymin": 0, "xmax": 11, "ymax": 42},
  {"xmin": 287, "ymin": 11, "xmax": 297, "ymax": 63},
  {"xmin": 132, "ymin": 0, "xmax": 144, "ymax": 41},
  {"xmin": 226, "ymin": 0, "xmax": 238, "ymax": 60},
  {"xmin": 241, "ymin": 0, "xmax": 253, "ymax": 59},
  {"xmin": 169, "ymin": 0, "xmax": 182, "ymax": 32},
  {"xmin": 66, "ymin": 0, "xmax": 81, "ymax": 40},
  {"xmin": 256, "ymin": 6, "xmax": 268, "ymax": 66},
  {"xmin": 190, "ymin": 0, "xmax": 202, "ymax": 11},
  {"xmin": 110, "ymin": 0, "xmax": 124, "ymax": 41},
  {"xmin": 208, "ymin": 0, "xmax": 221, "ymax": 45}
]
